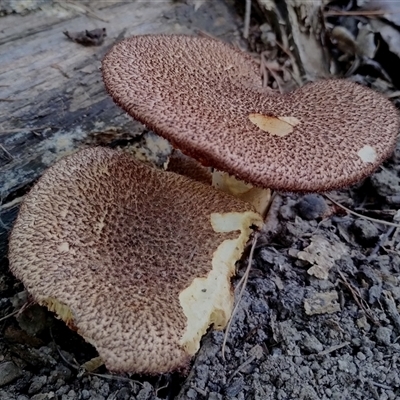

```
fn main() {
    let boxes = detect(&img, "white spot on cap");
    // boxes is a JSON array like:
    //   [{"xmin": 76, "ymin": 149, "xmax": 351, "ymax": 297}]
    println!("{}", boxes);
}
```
[
  {"xmin": 248, "ymin": 114, "xmax": 300, "ymax": 137},
  {"xmin": 277, "ymin": 116, "xmax": 300, "ymax": 126},
  {"xmin": 357, "ymin": 145, "xmax": 377, "ymax": 163}
]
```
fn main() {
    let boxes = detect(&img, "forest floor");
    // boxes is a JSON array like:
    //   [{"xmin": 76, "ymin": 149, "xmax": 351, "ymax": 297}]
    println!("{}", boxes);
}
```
[{"xmin": 1, "ymin": 1, "xmax": 400, "ymax": 399}]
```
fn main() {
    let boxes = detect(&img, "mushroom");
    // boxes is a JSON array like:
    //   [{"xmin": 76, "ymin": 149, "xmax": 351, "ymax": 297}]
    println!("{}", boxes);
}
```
[
  {"xmin": 8, "ymin": 147, "xmax": 262, "ymax": 374},
  {"xmin": 101, "ymin": 34, "xmax": 399, "ymax": 211}
]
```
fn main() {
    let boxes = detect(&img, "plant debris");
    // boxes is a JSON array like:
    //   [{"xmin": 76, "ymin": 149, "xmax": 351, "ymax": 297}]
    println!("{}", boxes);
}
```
[{"xmin": 63, "ymin": 27, "xmax": 106, "ymax": 46}]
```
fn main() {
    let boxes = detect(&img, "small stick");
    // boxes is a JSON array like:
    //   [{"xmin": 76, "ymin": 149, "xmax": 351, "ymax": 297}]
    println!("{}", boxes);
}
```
[
  {"xmin": 317, "ymin": 341, "xmax": 350, "ymax": 356},
  {"xmin": 155, "ymin": 382, "xmax": 169, "ymax": 397},
  {"xmin": 0, "ymin": 144, "xmax": 13, "ymax": 160},
  {"xmin": 367, "ymin": 226, "xmax": 396, "ymax": 261},
  {"xmin": 337, "ymin": 270, "xmax": 379, "ymax": 325},
  {"xmin": 221, "ymin": 231, "xmax": 259, "ymax": 360},
  {"xmin": 0, "ymin": 309, "xmax": 20, "ymax": 322},
  {"xmin": 0, "ymin": 126, "xmax": 52, "ymax": 135},
  {"xmin": 90, "ymin": 372, "xmax": 144, "ymax": 386},
  {"xmin": 325, "ymin": 194, "xmax": 400, "ymax": 228},
  {"xmin": 50, "ymin": 328, "xmax": 82, "ymax": 370},
  {"xmin": 324, "ymin": 9, "xmax": 400, "ymax": 17},
  {"xmin": 0, "ymin": 300, "xmax": 33, "ymax": 322},
  {"xmin": 371, "ymin": 381, "xmax": 393, "ymax": 391},
  {"xmin": 243, "ymin": 0, "xmax": 251, "ymax": 39},
  {"xmin": 261, "ymin": 54, "xmax": 284, "ymax": 93},
  {"xmin": 275, "ymin": 40, "xmax": 302, "ymax": 87},
  {"xmin": 259, "ymin": 54, "xmax": 269, "ymax": 87},
  {"xmin": 386, "ymin": 91, "xmax": 400, "ymax": 99}
]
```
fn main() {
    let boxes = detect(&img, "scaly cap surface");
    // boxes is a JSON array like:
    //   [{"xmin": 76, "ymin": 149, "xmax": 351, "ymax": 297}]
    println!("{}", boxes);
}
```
[
  {"xmin": 102, "ymin": 35, "xmax": 399, "ymax": 192},
  {"xmin": 8, "ymin": 147, "xmax": 262, "ymax": 374}
]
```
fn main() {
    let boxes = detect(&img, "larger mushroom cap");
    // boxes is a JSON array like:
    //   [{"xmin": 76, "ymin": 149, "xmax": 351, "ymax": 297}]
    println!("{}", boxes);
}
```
[
  {"xmin": 102, "ymin": 35, "xmax": 399, "ymax": 192},
  {"xmin": 8, "ymin": 147, "xmax": 262, "ymax": 374}
]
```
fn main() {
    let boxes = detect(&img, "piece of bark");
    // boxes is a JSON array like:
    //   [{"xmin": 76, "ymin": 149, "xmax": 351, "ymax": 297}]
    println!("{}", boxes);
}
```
[{"xmin": 63, "ymin": 27, "xmax": 107, "ymax": 46}]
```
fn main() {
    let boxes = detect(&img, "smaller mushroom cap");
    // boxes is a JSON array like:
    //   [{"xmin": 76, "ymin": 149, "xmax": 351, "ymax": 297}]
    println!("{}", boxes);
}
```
[
  {"xmin": 8, "ymin": 147, "xmax": 262, "ymax": 374},
  {"xmin": 102, "ymin": 35, "xmax": 400, "ymax": 192}
]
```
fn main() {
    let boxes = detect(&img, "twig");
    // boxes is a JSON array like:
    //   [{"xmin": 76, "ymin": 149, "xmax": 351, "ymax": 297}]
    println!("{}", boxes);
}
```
[
  {"xmin": 221, "ymin": 232, "xmax": 259, "ymax": 360},
  {"xmin": 274, "ymin": 41, "xmax": 302, "ymax": 87},
  {"xmin": 89, "ymin": 372, "xmax": 144, "ymax": 386},
  {"xmin": 0, "ymin": 144, "xmax": 13, "ymax": 160},
  {"xmin": 54, "ymin": 344, "xmax": 79, "ymax": 370},
  {"xmin": 317, "ymin": 341, "xmax": 349, "ymax": 356},
  {"xmin": 367, "ymin": 226, "xmax": 396, "ymax": 261},
  {"xmin": 386, "ymin": 91, "xmax": 400, "ymax": 99},
  {"xmin": 0, "ymin": 126, "xmax": 52, "ymax": 135},
  {"xmin": 0, "ymin": 309, "xmax": 20, "ymax": 322},
  {"xmin": 243, "ymin": 0, "xmax": 251, "ymax": 40},
  {"xmin": 0, "ymin": 300, "xmax": 32, "ymax": 322},
  {"xmin": 325, "ymin": 194, "xmax": 400, "ymax": 228},
  {"xmin": 353, "ymin": 208, "xmax": 397, "ymax": 216},
  {"xmin": 260, "ymin": 192, "xmax": 280, "ymax": 236},
  {"xmin": 324, "ymin": 9, "xmax": 400, "ymax": 17},
  {"xmin": 155, "ymin": 382, "xmax": 169, "ymax": 397},
  {"xmin": 337, "ymin": 270, "xmax": 379, "ymax": 325},
  {"xmin": 227, "ymin": 344, "xmax": 263, "ymax": 383},
  {"xmin": 261, "ymin": 54, "xmax": 284, "ymax": 93},
  {"xmin": 228, "ymin": 354, "xmax": 256, "ymax": 382},
  {"xmin": 371, "ymin": 381, "xmax": 393, "ymax": 391},
  {"xmin": 50, "ymin": 328, "xmax": 144, "ymax": 386},
  {"xmin": 260, "ymin": 58, "xmax": 269, "ymax": 88}
]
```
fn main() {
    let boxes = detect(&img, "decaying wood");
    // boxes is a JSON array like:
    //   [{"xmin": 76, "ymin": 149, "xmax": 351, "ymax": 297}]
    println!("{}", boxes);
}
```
[
  {"xmin": 256, "ymin": 0, "xmax": 331, "ymax": 80},
  {"xmin": 0, "ymin": 0, "xmax": 242, "ymax": 258}
]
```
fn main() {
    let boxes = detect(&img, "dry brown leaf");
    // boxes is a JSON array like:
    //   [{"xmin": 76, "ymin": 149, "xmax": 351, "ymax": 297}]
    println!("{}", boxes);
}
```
[
  {"xmin": 297, "ymin": 235, "xmax": 348, "ymax": 279},
  {"xmin": 304, "ymin": 291, "xmax": 341, "ymax": 315}
]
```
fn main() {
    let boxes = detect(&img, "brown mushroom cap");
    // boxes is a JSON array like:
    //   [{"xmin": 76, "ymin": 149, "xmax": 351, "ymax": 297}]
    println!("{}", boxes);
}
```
[
  {"xmin": 8, "ymin": 147, "xmax": 262, "ymax": 374},
  {"xmin": 102, "ymin": 34, "xmax": 400, "ymax": 192}
]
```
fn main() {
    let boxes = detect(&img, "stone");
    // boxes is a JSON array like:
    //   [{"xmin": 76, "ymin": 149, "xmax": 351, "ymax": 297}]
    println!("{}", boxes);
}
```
[
  {"xmin": 296, "ymin": 194, "xmax": 328, "ymax": 220},
  {"xmin": 376, "ymin": 327, "xmax": 392, "ymax": 345},
  {"xmin": 0, "ymin": 361, "xmax": 23, "ymax": 387}
]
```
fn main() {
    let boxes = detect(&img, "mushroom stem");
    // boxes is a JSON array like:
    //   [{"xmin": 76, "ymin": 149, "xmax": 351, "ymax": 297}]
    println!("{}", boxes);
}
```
[{"xmin": 212, "ymin": 170, "xmax": 271, "ymax": 217}]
